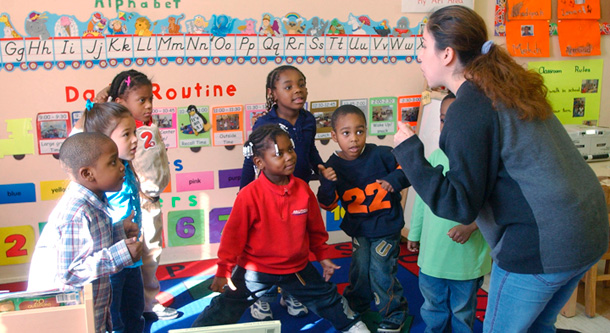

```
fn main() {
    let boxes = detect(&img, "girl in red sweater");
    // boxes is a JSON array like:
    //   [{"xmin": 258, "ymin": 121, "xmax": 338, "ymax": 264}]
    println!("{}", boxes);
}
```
[{"xmin": 191, "ymin": 124, "xmax": 369, "ymax": 333}]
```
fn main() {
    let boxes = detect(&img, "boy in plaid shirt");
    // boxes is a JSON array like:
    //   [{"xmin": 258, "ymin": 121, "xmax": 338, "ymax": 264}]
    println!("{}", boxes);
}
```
[{"xmin": 28, "ymin": 132, "xmax": 142, "ymax": 333}]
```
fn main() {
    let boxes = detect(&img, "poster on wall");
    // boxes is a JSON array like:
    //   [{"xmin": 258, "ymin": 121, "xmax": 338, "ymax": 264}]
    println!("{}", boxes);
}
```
[
  {"xmin": 311, "ymin": 100, "xmax": 338, "ymax": 140},
  {"xmin": 340, "ymin": 98, "xmax": 369, "ymax": 124},
  {"xmin": 398, "ymin": 95, "xmax": 421, "ymax": 127},
  {"xmin": 506, "ymin": 0, "xmax": 552, "ymax": 20},
  {"xmin": 212, "ymin": 105, "xmax": 244, "ymax": 146},
  {"xmin": 558, "ymin": 0, "xmax": 601, "ymax": 20},
  {"xmin": 178, "ymin": 105, "xmax": 212, "ymax": 148},
  {"xmin": 369, "ymin": 97, "xmax": 397, "ymax": 136},
  {"xmin": 402, "ymin": 0, "xmax": 474, "ymax": 12},
  {"xmin": 244, "ymin": 103, "xmax": 267, "ymax": 139},
  {"xmin": 152, "ymin": 107, "xmax": 177, "ymax": 149},
  {"xmin": 0, "ymin": 10, "xmax": 426, "ymax": 71},
  {"xmin": 71, "ymin": 111, "xmax": 82, "ymax": 128},
  {"xmin": 528, "ymin": 59, "xmax": 603, "ymax": 125},
  {"xmin": 505, "ymin": 20, "xmax": 550, "ymax": 57},
  {"xmin": 557, "ymin": 20, "xmax": 601, "ymax": 57},
  {"xmin": 36, "ymin": 112, "xmax": 70, "ymax": 155}
]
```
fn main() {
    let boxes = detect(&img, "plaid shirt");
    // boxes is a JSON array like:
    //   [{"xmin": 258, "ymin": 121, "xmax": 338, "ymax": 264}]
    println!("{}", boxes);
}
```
[{"xmin": 28, "ymin": 182, "xmax": 133, "ymax": 333}]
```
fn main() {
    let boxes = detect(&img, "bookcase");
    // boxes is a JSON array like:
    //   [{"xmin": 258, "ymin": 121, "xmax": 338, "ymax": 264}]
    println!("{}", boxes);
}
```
[{"xmin": 0, "ymin": 284, "xmax": 94, "ymax": 332}]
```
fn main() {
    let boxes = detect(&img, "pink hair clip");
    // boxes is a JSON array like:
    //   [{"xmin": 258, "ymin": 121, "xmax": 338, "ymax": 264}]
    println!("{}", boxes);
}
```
[{"xmin": 125, "ymin": 76, "xmax": 131, "ymax": 87}]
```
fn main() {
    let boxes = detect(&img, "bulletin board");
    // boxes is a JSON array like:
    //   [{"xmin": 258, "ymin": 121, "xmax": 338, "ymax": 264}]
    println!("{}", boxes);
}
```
[
  {"xmin": 0, "ymin": 0, "xmax": 430, "ymax": 283},
  {"xmin": 0, "ymin": 1, "xmax": 609, "ymax": 285}
]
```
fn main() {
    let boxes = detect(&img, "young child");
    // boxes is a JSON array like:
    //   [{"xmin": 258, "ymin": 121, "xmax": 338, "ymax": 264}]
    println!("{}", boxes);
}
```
[
  {"xmin": 317, "ymin": 105, "xmax": 410, "ymax": 333},
  {"xmin": 106, "ymin": 70, "xmax": 175, "ymax": 320},
  {"xmin": 83, "ymin": 102, "xmax": 145, "ymax": 332},
  {"xmin": 407, "ymin": 93, "xmax": 491, "ymax": 333},
  {"xmin": 27, "ymin": 132, "xmax": 142, "ymax": 333},
  {"xmin": 240, "ymin": 65, "xmax": 323, "ymax": 319},
  {"xmin": 192, "ymin": 124, "xmax": 369, "ymax": 333}
]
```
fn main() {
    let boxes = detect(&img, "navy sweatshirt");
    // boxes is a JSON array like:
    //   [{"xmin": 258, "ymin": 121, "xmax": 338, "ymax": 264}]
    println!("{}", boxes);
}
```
[
  {"xmin": 240, "ymin": 106, "xmax": 323, "ymax": 188},
  {"xmin": 318, "ymin": 144, "xmax": 410, "ymax": 238},
  {"xmin": 393, "ymin": 80, "xmax": 608, "ymax": 274}
]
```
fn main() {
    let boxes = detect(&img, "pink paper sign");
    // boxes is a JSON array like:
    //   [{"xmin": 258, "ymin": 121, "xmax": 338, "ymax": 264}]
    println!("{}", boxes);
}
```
[{"xmin": 175, "ymin": 171, "xmax": 215, "ymax": 192}]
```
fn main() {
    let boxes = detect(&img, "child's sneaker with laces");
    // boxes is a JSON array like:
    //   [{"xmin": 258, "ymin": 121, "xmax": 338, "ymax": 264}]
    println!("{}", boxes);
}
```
[
  {"xmin": 250, "ymin": 300, "xmax": 273, "ymax": 320},
  {"xmin": 343, "ymin": 320, "xmax": 370, "ymax": 333},
  {"xmin": 377, "ymin": 320, "xmax": 404, "ymax": 333},
  {"xmin": 280, "ymin": 294, "xmax": 308, "ymax": 317}
]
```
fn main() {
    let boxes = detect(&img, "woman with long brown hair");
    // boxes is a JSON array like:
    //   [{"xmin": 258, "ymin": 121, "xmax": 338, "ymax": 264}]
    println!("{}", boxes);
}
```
[{"xmin": 393, "ymin": 5, "xmax": 608, "ymax": 332}]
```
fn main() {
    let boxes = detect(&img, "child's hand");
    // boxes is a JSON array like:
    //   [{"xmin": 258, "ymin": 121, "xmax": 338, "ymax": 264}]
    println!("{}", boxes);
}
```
[
  {"xmin": 447, "ymin": 224, "xmax": 477, "ymax": 244},
  {"xmin": 320, "ymin": 259, "xmax": 341, "ymax": 281},
  {"xmin": 122, "ymin": 212, "xmax": 139, "ymax": 238},
  {"xmin": 407, "ymin": 240, "xmax": 420, "ymax": 252},
  {"xmin": 318, "ymin": 165, "xmax": 337, "ymax": 182},
  {"xmin": 94, "ymin": 86, "xmax": 111, "ymax": 103},
  {"xmin": 125, "ymin": 237, "xmax": 142, "ymax": 262},
  {"xmin": 376, "ymin": 179, "xmax": 394, "ymax": 192},
  {"xmin": 210, "ymin": 276, "xmax": 236, "ymax": 292}
]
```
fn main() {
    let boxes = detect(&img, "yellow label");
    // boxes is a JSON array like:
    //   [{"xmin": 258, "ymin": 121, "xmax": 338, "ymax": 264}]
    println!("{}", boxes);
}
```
[
  {"xmin": 0, "ymin": 225, "xmax": 36, "ymax": 265},
  {"xmin": 40, "ymin": 180, "xmax": 69, "ymax": 201}
]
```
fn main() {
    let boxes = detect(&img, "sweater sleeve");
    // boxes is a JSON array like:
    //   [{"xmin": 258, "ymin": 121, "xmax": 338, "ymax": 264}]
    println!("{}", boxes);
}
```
[
  {"xmin": 379, "ymin": 147, "xmax": 410, "ymax": 191},
  {"xmin": 215, "ymin": 192, "xmax": 251, "ymax": 277},
  {"xmin": 309, "ymin": 138, "xmax": 324, "ymax": 174},
  {"xmin": 60, "ymin": 214, "xmax": 133, "ymax": 286},
  {"xmin": 239, "ymin": 157, "xmax": 256, "ymax": 189},
  {"xmin": 317, "ymin": 167, "xmax": 339, "ymax": 211},
  {"xmin": 393, "ymin": 105, "xmax": 495, "ymax": 224},
  {"xmin": 305, "ymin": 187, "xmax": 330, "ymax": 261}
]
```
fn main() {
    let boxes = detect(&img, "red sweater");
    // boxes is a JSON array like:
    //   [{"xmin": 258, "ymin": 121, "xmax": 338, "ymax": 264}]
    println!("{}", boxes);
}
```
[{"xmin": 215, "ymin": 173, "xmax": 330, "ymax": 277}]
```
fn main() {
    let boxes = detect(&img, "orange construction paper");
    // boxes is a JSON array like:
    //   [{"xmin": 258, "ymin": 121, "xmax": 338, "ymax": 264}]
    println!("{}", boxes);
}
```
[
  {"xmin": 507, "ymin": 0, "xmax": 552, "ymax": 20},
  {"xmin": 557, "ymin": 20, "xmax": 601, "ymax": 56},
  {"xmin": 558, "ymin": 0, "xmax": 601, "ymax": 20},
  {"xmin": 506, "ymin": 20, "xmax": 550, "ymax": 57}
]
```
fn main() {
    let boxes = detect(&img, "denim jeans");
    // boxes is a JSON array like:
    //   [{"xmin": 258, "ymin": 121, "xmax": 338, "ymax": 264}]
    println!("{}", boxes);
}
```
[
  {"xmin": 110, "ymin": 266, "xmax": 145, "ymax": 333},
  {"xmin": 343, "ymin": 233, "xmax": 408, "ymax": 326},
  {"xmin": 484, "ymin": 261, "xmax": 596, "ymax": 333},
  {"xmin": 191, "ymin": 263, "xmax": 358, "ymax": 331},
  {"xmin": 419, "ymin": 272, "xmax": 483, "ymax": 333}
]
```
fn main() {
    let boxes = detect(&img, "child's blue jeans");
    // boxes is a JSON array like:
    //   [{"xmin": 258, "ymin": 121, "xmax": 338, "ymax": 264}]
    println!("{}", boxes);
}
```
[
  {"xmin": 191, "ymin": 263, "xmax": 358, "ymax": 331},
  {"xmin": 343, "ymin": 233, "xmax": 409, "ymax": 327},
  {"xmin": 419, "ymin": 272, "xmax": 483, "ymax": 333},
  {"xmin": 110, "ymin": 266, "xmax": 145, "ymax": 333}
]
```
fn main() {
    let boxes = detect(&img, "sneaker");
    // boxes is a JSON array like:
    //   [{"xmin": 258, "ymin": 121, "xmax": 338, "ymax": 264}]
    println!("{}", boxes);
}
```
[
  {"xmin": 343, "ymin": 320, "xmax": 371, "ymax": 333},
  {"xmin": 341, "ymin": 296, "xmax": 356, "ymax": 320},
  {"xmin": 144, "ymin": 304, "xmax": 179, "ymax": 320},
  {"xmin": 280, "ymin": 294, "xmax": 308, "ymax": 317},
  {"xmin": 250, "ymin": 300, "xmax": 273, "ymax": 320},
  {"xmin": 377, "ymin": 320, "xmax": 404, "ymax": 333}
]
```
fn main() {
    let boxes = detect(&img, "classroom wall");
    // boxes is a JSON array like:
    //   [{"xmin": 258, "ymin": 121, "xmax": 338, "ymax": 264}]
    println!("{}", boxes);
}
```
[{"xmin": 0, "ymin": 0, "xmax": 608, "ymax": 284}]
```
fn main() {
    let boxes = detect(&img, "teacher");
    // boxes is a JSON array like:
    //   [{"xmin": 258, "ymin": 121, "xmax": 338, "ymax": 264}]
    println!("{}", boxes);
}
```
[{"xmin": 392, "ymin": 5, "xmax": 609, "ymax": 332}]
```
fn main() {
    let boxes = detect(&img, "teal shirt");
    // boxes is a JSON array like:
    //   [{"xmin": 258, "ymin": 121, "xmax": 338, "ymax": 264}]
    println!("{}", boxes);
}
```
[
  {"xmin": 106, "ymin": 161, "xmax": 142, "ymax": 267},
  {"xmin": 409, "ymin": 149, "xmax": 491, "ymax": 280}
]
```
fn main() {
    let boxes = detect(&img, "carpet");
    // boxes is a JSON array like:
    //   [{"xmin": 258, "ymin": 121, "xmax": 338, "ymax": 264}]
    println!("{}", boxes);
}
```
[{"xmin": 145, "ymin": 242, "xmax": 487, "ymax": 332}]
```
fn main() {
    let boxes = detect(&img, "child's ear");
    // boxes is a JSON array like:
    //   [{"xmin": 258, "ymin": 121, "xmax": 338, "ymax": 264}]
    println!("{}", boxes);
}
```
[
  {"xmin": 330, "ymin": 130, "xmax": 338, "ymax": 143},
  {"xmin": 79, "ymin": 166, "xmax": 95, "ymax": 183},
  {"xmin": 266, "ymin": 88, "xmax": 274, "ymax": 100},
  {"xmin": 253, "ymin": 156, "xmax": 264, "ymax": 171}
]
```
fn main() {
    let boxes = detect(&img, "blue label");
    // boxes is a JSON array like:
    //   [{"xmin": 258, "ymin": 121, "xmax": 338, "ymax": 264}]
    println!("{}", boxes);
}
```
[{"xmin": 0, "ymin": 183, "xmax": 36, "ymax": 204}]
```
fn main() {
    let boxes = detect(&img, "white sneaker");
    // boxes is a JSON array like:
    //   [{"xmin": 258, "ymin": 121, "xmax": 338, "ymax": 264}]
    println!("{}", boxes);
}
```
[
  {"xmin": 147, "ymin": 304, "xmax": 178, "ymax": 320},
  {"xmin": 343, "ymin": 320, "xmax": 370, "ymax": 333},
  {"xmin": 341, "ymin": 296, "xmax": 356, "ymax": 320},
  {"xmin": 250, "ymin": 300, "xmax": 273, "ymax": 320},
  {"xmin": 280, "ymin": 294, "xmax": 308, "ymax": 317}
]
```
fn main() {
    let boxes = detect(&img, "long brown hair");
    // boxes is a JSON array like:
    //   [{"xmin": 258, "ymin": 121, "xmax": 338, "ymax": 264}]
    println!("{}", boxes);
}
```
[{"xmin": 427, "ymin": 5, "xmax": 552, "ymax": 121}]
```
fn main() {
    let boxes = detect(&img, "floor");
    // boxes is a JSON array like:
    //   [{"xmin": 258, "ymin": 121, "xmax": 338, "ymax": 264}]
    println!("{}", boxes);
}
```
[{"xmin": 554, "ymin": 274, "xmax": 610, "ymax": 333}]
